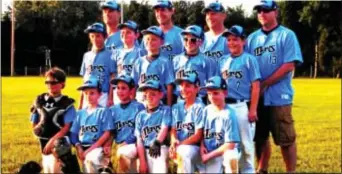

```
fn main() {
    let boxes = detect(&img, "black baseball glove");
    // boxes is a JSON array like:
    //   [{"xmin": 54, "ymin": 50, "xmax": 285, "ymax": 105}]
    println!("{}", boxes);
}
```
[{"xmin": 149, "ymin": 140, "xmax": 161, "ymax": 158}]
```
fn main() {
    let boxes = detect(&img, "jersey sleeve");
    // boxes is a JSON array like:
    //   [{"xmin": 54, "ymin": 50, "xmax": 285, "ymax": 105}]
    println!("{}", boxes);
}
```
[
  {"xmin": 109, "ymin": 52, "xmax": 118, "ymax": 75},
  {"xmin": 101, "ymin": 108, "xmax": 114, "ymax": 131},
  {"xmin": 195, "ymin": 106, "xmax": 204, "ymax": 130},
  {"xmin": 206, "ymin": 57, "xmax": 219, "ymax": 78},
  {"xmin": 163, "ymin": 60, "xmax": 175, "ymax": 85},
  {"xmin": 162, "ymin": 107, "xmax": 172, "ymax": 128},
  {"xmin": 247, "ymin": 56, "xmax": 261, "ymax": 82},
  {"xmin": 131, "ymin": 60, "xmax": 140, "ymax": 86},
  {"xmin": 63, "ymin": 106, "xmax": 77, "ymax": 124},
  {"xmin": 80, "ymin": 54, "xmax": 86, "ymax": 76},
  {"xmin": 70, "ymin": 111, "xmax": 81, "ymax": 134},
  {"xmin": 224, "ymin": 109, "xmax": 240, "ymax": 143},
  {"xmin": 283, "ymin": 31, "xmax": 303, "ymax": 65},
  {"xmin": 134, "ymin": 112, "xmax": 143, "ymax": 138},
  {"xmin": 171, "ymin": 105, "xmax": 178, "ymax": 128}
]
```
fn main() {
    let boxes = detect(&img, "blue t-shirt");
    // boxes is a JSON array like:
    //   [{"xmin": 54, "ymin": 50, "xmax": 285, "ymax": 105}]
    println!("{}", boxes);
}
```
[{"xmin": 245, "ymin": 25, "xmax": 303, "ymax": 106}]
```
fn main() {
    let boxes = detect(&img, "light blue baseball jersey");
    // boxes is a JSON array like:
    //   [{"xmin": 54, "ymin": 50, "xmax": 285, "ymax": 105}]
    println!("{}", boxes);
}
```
[
  {"xmin": 135, "ymin": 105, "xmax": 171, "ymax": 147},
  {"xmin": 201, "ymin": 32, "xmax": 230, "ymax": 63},
  {"xmin": 219, "ymin": 52, "xmax": 261, "ymax": 100},
  {"xmin": 109, "ymin": 101, "xmax": 145, "ymax": 144},
  {"xmin": 173, "ymin": 52, "xmax": 218, "ymax": 97},
  {"xmin": 131, "ymin": 55, "xmax": 175, "ymax": 92},
  {"xmin": 171, "ymin": 99, "xmax": 205, "ymax": 142},
  {"xmin": 105, "ymin": 31, "xmax": 123, "ymax": 51},
  {"xmin": 111, "ymin": 46, "xmax": 144, "ymax": 75},
  {"xmin": 202, "ymin": 104, "xmax": 240, "ymax": 152},
  {"xmin": 245, "ymin": 25, "xmax": 303, "ymax": 106},
  {"xmin": 80, "ymin": 49, "xmax": 116, "ymax": 93},
  {"xmin": 70, "ymin": 107, "xmax": 114, "ymax": 145},
  {"xmin": 140, "ymin": 26, "xmax": 184, "ymax": 61}
]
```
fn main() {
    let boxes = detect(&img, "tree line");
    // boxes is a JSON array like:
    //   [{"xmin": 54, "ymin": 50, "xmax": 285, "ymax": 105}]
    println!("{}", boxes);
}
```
[{"xmin": 1, "ymin": 1, "xmax": 341, "ymax": 77}]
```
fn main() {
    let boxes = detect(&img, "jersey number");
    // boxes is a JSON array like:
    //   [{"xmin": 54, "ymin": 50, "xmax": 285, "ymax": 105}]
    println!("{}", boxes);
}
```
[
  {"xmin": 269, "ymin": 55, "xmax": 277, "ymax": 64},
  {"xmin": 236, "ymin": 81, "xmax": 240, "ymax": 91}
]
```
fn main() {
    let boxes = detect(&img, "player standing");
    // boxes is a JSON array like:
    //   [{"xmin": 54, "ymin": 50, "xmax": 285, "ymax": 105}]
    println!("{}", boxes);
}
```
[
  {"xmin": 200, "ymin": 76, "xmax": 241, "ymax": 174},
  {"xmin": 245, "ymin": 1, "xmax": 303, "ymax": 173},
  {"xmin": 79, "ymin": 22, "xmax": 116, "ymax": 109},
  {"xmin": 220, "ymin": 25, "xmax": 261, "ymax": 173},
  {"xmin": 30, "ymin": 67, "xmax": 76, "ymax": 173},
  {"xmin": 134, "ymin": 80, "xmax": 171, "ymax": 173}
]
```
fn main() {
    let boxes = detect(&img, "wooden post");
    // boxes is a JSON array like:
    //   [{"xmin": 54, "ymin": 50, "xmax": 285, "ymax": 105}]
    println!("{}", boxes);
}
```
[
  {"xmin": 25, "ymin": 66, "xmax": 27, "ymax": 76},
  {"xmin": 314, "ymin": 41, "xmax": 318, "ymax": 78}
]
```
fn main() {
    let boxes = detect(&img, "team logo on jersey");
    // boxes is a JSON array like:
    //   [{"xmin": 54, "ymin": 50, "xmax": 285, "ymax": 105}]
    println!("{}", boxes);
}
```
[
  {"xmin": 221, "ymin": 70, "xmax": 243, "ymax": 79},
  {"xmin": 80, "ymin": 125, "xmax": 99, "ymax": 135},
  {"xmin": 254, "ymin": 45, "xmax": 275, "ymax": 56},
  {"xmin": 176, "ymin": 69, "xmax": 198, "ymax": 78},
  {"xmin": 204, "ymin": 129, "xmax": 223, "ymax": 140},
  {"xmin": 115, "ymin": 120, "xmax": 135, "ymax": 131},
  {"xmin": 161, "ymin": 44, "xmax": 173, "ymax": 52},
  {"xmin": 122, "ymin": 64, "xmax": 133, "ymax": 73},
  {"xmin": 204, "ymin": 51, "xmax": 223, "ymax": 59},
  {"xmin": 86, "ymin": 65, "xmax": 105, "ymax": 73},
  {"xmin": 176, "ymin": 122, "xmax": 195, "ymax": 131},
  {"xmin": 140, "ymin": 74, "xmax": 160, "ymax": 84},
  {"xmin": 141, "ymin": 125, "xmax": 161, "ymax": 139}
]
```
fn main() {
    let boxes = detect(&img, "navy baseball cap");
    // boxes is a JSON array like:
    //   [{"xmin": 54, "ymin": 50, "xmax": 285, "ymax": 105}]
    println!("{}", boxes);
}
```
[
  {"xmin": 181, "ymin": 25, "xmax": 204, "ymax": 40},
  {"xmin": 202, "ymin": 76, "xmax": 227, "ymax": 90},
  {"xmin": 141, "ymin": 26, "xmax": 164, "ymax": 39},
  {"xmin": 77, "ymin": 76, "xmax": 101, "ymax": 91},
  {"xmin": 118, "ymin": 20, "xmax": 138, "ymax": 32},
  {"xmin": 100, "ymin": 0, "xmax": 121, "ymax": 11},
  {"xmin": 253, "ymin": 0, "xmax": 278, "ymax": 10},
  {"xmin": 153, "ymin": 0, "xmax": 173, "ymax": 9},
  {"xmin": 111, "ymin": 74, "xmax": 135, "ymax": 88},
  {"xmin": 222, "ymin": 25, "xmax": 246, "ymax": 38},
  {"xmin": 84, "ymin": 22, "xmax": 105, "ymax": 34},
  {"xmin": 138, "ymin": 80, "xmax": 162, "ymax": 92},
  {"xmin": 202, "ymin": 2, "xmax": 225, "ymax": 14},
  {"xmin": 175, "ymin": 71, "xmax": 200, "ymax": 85}
]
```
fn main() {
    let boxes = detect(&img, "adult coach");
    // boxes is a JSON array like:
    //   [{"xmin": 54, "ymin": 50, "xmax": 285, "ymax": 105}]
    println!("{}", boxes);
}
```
[
  {"xmin": 245, "ymin": 1, "xmax": 303, "ymax": 173},
  {"xmin": 101, "ymin": 0, "xmax": 123, "ymax": 51},
  {"xmin": 201, "ymin": 1, "xmax": 230, "ymax": 63}
]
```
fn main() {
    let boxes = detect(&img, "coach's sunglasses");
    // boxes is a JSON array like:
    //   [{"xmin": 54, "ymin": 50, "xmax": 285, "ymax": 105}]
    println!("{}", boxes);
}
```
[
  {"xmin": 45, "ymin": 81, "xmax": 60, "ymax": 85},
  {"xmin": 183, "ymin": 37, "xmax": 199, "ymax": 44},
  {"xmin": 256, "ymin": 8, "xmax": 274, "ymax": 14}
]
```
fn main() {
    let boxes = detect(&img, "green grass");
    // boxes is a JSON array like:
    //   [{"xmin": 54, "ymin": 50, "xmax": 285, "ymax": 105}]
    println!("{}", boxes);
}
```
[{"xmin": 2, "ymin": 77, "xmax": 341, "ymax": 173}]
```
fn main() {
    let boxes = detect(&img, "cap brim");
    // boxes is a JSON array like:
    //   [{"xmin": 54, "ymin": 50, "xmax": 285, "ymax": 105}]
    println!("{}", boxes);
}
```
[
  {"xmin": 153, "ymin": 4, "xmax": 172, "ymax": 9},
  {"xmin": 175, "ymin": 78, "xmax": 196, "ymax": 85},
  {"xmin": 253, "ymin": 4, "xmax": 273, "ymax": 10},
  {"xmin": 137, "ymin": 86, "xmax": 160, "ymax": 92},
  {"xmin": 141, "ymin": 30, "xmax": 163, "ymax": 39},
  {"xmin": 101, "ymin": 5, "xmax": 120, "ymax": 11},
  {"xmin": 118, "ymin": 24, "xmax": 136, "ymax": 32},
  {"xmin": 180, "ymin": 31, "xmax": 200, "ymax": 38},
  {"xmin": 77, "ymin": 85, "xmax": 97, "ymax": 91}
]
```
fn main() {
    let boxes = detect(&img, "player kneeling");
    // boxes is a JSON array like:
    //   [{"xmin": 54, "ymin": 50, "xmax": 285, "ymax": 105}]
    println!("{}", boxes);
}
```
[
  {"xmin": 106, "ymin": 74, "xmax": 144, "ymax": 173},
  {"xmin": 135, "ymin": 80, "xmax": 171, "ymax": 173},
  {"xmin": 70, "ymin": 76, "xmax": 114, "ymax": 173},
  {"xmin": 200, "ymin": 76, "xmax": 241, "ymax": 174},
  {"xmin": 169, "ymin": 72, "xmax": 205, "ymax": 173}
]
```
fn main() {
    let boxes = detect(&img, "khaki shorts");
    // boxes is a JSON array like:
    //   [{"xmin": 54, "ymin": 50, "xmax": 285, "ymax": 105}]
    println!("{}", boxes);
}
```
[{"xmin": 254, "ymin": 101, "xmax": 296, "ymax": 146}]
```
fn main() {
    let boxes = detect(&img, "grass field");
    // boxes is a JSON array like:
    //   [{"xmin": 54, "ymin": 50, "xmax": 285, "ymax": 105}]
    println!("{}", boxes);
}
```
[{"xmin": 1, "ymin": 77, "xmax": 341, "ymax": 173}]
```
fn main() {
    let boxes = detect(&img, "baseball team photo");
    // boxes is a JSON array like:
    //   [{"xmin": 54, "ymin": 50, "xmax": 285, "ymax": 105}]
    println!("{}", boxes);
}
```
[{"xmin": 1, "ymin": 0, "xmax": 341, "ymax": 173}]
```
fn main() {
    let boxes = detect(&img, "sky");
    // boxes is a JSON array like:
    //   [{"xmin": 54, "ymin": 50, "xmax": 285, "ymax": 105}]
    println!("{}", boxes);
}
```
[{"xmin": 2, "ymin": 0, "xmax": 260, "ymax": 16}]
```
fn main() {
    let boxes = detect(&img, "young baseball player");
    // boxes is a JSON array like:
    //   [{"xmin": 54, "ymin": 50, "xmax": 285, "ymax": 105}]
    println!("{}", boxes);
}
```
[
  {"xmin": 131, "ymin": 26, "xmax": 175, "ymax": 106},
  {"xmin": 107, "ymin": 74, "xmax": 145, "ymax": 173},
  {"xmin": 70, "ymin": 76, "xmax": 114, "ymax": 173},
  {"xmin": 201, "ymin": 1, "xmax": 230, "ymax": 63},
  {"xmin": 101, "ymin": 0, "xmax": 123, "ymax": 51},
  {"xmin": 134, "ymin": 80, "xmax": 171, "ymax": 173},
  {"xmin": 173, "ymin": 25, "xmax": 218, "ymax": 104},
  {"xmin": 245, "ymin": 1, "xmax": 303, "ymax": 173},
  {"xmin": 200, "ymin": 76, "xmax": 241, "ymax": 174},
  {"xmin": 30, "ymin": 67, "xmax": 76, "ymax": 173},
  {"xmin": 79, "ymin": 22, "xmax": 116, "ymax": 109},
  {"xmin": 169, "ymin": 72, "xmax": 205, "ymax": 173},
  {"xmin": 220, "ymin": 25, "xmax": 261, "ymax": 173},
  {"xmin": 140, "ymin": 0, "xmax": 184, "ymax": 61}
]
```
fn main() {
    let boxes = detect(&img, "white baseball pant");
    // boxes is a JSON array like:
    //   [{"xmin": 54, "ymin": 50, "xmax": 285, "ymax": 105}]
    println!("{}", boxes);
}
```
[
  {"xmin": 42, "ymin": 154, "xmax": 62, "ymax": 173},
  {"xmin": 203, "ymin": 148, "xmax": 241, "ymax": 173},
  {"xmin": 82, "ymin": 147, "xmax": 109, "ymax": 173},
  {"xmin": 175, "ymin": 145, "xmax": 205, "ymax": 173},
  {"xmin": 145, "ymin": 145, "xmax": 169, "ymax": 173},
  {"xmin": 117, "ymin": 144, "xmax": 138, "ymax": 173}
]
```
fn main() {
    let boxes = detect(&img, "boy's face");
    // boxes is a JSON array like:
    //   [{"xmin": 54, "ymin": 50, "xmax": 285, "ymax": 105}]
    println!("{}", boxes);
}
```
[
  {"xmin": 183, "ymin": 34, "xmax": 201, "ymax": 54},
  {"xmin": 144, "ymin": 34, "xmax": 163, "ymax": 53},
  {"xmin": 179, "ymin": 81, "xmax": 198, "ymax": 99},
  {"xmin": 120, "ymin": 27, "xmax": 137, "ymax": 46},
  {"xmin": 102, "ymin": 8, "xmax": 120, "ymax": 25},
  {"xmin": 116, "ymin": 81, "xmax": 132, "ymax": 102},
  {"xmin": 144, "ymin": 88, "xmax": 163, "ymax": 107},
  {"xmin": 89, "ymin": 32, "xmax": 105, "ymax": 49},
  {"xmin": 227, "ymin": 35, "xmax": 245, "ymax": 56},
  {"xmin": 154, "ymin": 7, "xmax": 174, "ymax": 25},
  {"xmin": 83, "ymin": 88, "xmax": 101, "ymax": 106},
  {"xmin": 45, "ymin": 76, "xmax": 64, "ymax": 96},
  {"xmin": 207, "ymin": 89, "xmax": 226, "ymax": 106}
]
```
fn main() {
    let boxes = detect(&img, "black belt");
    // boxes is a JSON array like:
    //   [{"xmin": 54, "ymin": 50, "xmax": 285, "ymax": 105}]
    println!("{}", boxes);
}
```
[{"xmin": 225, "ymin": 98, "xmax": 248, "ymax": 104}]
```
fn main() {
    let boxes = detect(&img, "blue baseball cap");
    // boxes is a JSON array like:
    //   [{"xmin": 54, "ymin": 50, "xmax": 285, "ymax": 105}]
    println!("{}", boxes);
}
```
[
  {"xmin": 202, "ymin": 2, "xmax": 225, "ymax": 14},
  {"xmin": 181, "ymin": 25, "xmax": 204, "ymax": 40},
  {"xmin": 153, "ymin": 0, "xmax": 173, "ymax": 9},
  {"xmin": 202, "ymin": 76, "xmax": 227, "ymax": 90},
  {"xmin": 100, "ymin": 0, "xmax": 121, "ymax": 11},
  {"xmin": 175, "ymin": 70, "xmax": 200, "ymax": 85},
  {"xmin": 84, "ymin": 22, "xmax": 105, "ymax": 34},
  {"xmin": 110, "ymin": 74, "xmax": 135, "ymax": 88},
  {"xmin": 138, "ymin": 80, "xmax": 162, "ymax": 92},
  {"xmin": 141, "ymin": 26, "xmax": 164, "ymax": 39},
  {"xmin": 118, "ymin": 20, "xmax": 138, "ymax": 32},
  {"xmin": 77, "ymin": 76, "xmax": 101, "ymax": 91},
  {"xmin": 222, "ymin": 25, "xmax": 246, "ymax": 38},
  {"xmin": 253, "ymin": 0, "xmax": 278, "ymax": 10}
]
